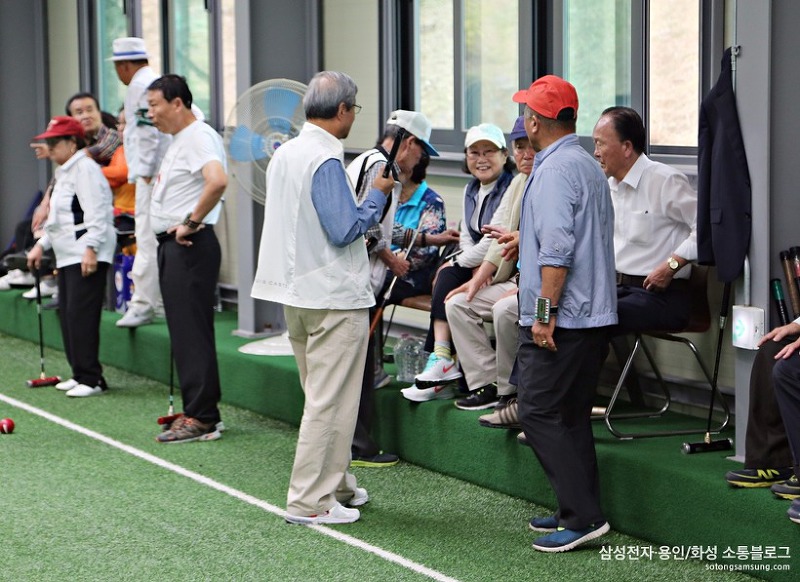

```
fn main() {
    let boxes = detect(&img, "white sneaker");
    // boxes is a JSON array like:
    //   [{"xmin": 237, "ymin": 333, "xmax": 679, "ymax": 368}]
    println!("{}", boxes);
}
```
[
  {"xmin": 65, "ymin": 383, "xmax": 105, "ymax": 398},
  {"xmin": 22, "ymin": 278, "xmax": 58, "ymax": 300},
  {"xmin": 4, "ymin": 269, "xmax": 35, "ymax": 288},
  {"xmin": 55, "ymin": 378, "xmax": 79, "ymax": 391},
  {"xmin": 285, "ymin": 502, "xmax": 360, "ymax": 525},
  {"xmin": 346, "ymin": 487, "xmax": 369, "ymax": 507},
  {"xmin": 0, "ymin": 274, "xmax": 11, "ymax": 291},
  {"xmin": 116, "ymin": 308, "xmax": 154, "ymax": 328},
  {"xmin": 414, "ymin": 353, "xmax": 462, "ymax": 388},
  {"xmin": 401, "ymin": 383, "xmax": 454, "ymax": 402}
]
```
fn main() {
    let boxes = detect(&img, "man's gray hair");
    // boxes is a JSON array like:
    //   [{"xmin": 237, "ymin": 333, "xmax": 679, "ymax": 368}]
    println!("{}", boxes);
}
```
[{"xmin": 304, "ymin": 71, "xmax": 358, "ymax": 120}]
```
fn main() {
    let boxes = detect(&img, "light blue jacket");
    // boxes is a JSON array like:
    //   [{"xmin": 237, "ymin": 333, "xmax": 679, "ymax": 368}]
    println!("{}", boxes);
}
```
[{"xmin": 518, "ymin": 134, "xmax": 617, "ymax": 329}]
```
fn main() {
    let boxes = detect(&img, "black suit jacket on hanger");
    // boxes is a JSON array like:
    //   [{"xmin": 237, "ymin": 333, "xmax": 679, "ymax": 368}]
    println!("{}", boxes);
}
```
[{"xmin": 697, "ymin": 47, "xmax": 752, "ymax": 283}]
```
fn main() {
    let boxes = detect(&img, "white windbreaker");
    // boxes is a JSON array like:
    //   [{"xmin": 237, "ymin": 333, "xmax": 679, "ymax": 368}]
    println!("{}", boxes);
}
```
[{"xmin": 38, "ymin": 150, "xmax": 115, "ymax": 268}]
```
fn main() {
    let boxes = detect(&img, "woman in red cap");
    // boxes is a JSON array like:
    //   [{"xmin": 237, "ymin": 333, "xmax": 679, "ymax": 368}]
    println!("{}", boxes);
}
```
[{"xmin": 27, "ymin": 116, "xmax": 116, "ymax": 398}]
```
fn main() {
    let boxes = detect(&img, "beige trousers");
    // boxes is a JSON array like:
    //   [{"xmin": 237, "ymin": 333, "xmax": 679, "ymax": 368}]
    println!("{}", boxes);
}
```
[
  {"xmin": 445, "ymin": 282, "xmax": 518, "ymax": 395},
  {"xmin": 284, "ymin": 306, "xmax": 368, "ymax": 516}
]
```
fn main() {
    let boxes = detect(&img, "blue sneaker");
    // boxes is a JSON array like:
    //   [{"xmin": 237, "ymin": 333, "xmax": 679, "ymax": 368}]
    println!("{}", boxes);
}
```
[
  {"xmin": 529, "ymin": 514, "xmax": 559, "ymax": 532},
  {"xmin": 788, "ymin": 499, "xmax": 800, "ymax": 524},
  {"xmin": 531, "ymin": 521, "xmax": 610, "ymax": 553}
]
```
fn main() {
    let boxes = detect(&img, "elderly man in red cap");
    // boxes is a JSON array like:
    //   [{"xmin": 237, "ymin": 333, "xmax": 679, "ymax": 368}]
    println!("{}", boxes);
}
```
[{"xmin": 513, "ymin": 75, "xmax": 617, "ymax": 552}]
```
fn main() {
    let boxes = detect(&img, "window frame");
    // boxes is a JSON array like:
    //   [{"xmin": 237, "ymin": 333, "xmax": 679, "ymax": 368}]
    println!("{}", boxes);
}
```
[
  {"xmin": 391, "ymin": 0, "xmax": 543, "ymax": 156},
  {"xmin": 79, "ymin": 0, "xmax": 227, "ymax": 131},
  {"xmin": 550, "ymin": 0, "xmax": 723, "ymax": 167}
]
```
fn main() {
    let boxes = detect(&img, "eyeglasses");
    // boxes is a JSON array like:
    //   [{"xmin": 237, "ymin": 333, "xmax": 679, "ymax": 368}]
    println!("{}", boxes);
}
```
[
  {"xmin": 351, "ymin": 104, "xmax": 362, "ymax": 114},
  {"xmin": 466, "ymin": 148, "xmax": 501, "ymax": 160}
]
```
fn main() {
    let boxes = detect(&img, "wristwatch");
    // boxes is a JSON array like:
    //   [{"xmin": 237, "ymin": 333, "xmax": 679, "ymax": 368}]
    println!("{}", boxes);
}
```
[
  {"xmin": 182, "ymin": 213, "xmax": 202, "ymax": 229},
  {"xmin": 667, "ymin": 256, "xmax": 680, "ymax": 271}
]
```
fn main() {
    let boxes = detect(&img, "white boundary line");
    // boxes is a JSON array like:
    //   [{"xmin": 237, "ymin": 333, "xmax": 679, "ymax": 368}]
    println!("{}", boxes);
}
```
[{"xmin": 0, "ymin": 393, "xmax": 461, "ymax": 582}]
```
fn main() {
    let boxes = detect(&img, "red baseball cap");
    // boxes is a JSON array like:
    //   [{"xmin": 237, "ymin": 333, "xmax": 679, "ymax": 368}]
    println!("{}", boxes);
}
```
[
  {"xmin": 512, "ymin": 75, "xmax": 579, "ymax": 120},
  {"xmin": 34, "ymin": 116, "xmax": 86, "ymax": 140}
]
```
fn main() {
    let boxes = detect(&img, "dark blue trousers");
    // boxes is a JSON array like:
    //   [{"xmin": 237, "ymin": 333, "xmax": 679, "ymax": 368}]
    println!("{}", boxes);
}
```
[{"xmin": 516, "ymin": 325, "xmax": 610, "ymax": 530}]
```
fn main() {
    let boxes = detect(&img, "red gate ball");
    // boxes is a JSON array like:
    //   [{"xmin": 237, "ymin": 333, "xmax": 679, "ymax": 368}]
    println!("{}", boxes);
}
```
[{"xmin": 0, "ymin": 418, "xmax": 15, "ymax": 434}]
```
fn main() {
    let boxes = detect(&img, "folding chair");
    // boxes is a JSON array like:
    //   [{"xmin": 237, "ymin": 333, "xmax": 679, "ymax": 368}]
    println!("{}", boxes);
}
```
[{"xmin": 603, "ymin": 265, "xmax": 731, "ymax": 439}]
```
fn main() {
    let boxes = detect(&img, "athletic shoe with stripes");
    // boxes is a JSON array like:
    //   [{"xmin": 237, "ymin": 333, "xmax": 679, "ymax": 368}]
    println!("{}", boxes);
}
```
[
  {"xmin": 725, "ymin": 467, "xmax": 793, "ymax": 488},
  {"xmin": 479, "ymin": 398, "xmax": 520, "ymax": 429},
  {"xmin": 771, "ymin": 475, "xmax": 800, "ymax": 500}
]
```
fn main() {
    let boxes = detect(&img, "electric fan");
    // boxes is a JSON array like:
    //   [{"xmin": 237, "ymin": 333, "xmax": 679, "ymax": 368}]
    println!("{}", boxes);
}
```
[
  {"xmin": 223, "ymin": 78, "xmax": 307, "ymax": 355},
  {"xmin": 224, "ymin": 78, "xmax": 307, "ymax": 205}
]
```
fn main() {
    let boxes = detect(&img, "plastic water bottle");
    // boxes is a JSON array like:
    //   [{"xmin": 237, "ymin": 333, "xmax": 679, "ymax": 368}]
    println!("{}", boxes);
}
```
[
  {"xmin": 405, "ymin": 338, "xmax": 421, "ymax": 381},
  {"xmin": 416, "ymin": 348, "xmax": 431, "ymax": 378},
  {"xmin": 394, "ymin": 334, "xmax": 411, "ymax": 382}
]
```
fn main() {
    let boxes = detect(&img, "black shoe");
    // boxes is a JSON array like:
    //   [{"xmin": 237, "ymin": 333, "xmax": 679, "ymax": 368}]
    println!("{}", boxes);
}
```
[
  {"xmin": 455, "ymin": 383, "xmax": 498, "ymax": 411},
  {"xmin": 725, "ymin": 467, "xmax": 793, "ymax": 488},
  {"xmin": 771, "ymin": 475, "xmax": 800, "ymax": 500},
  {"xmin": 351, "ymin": 451, "xmax": 399, "ymax": 468}
]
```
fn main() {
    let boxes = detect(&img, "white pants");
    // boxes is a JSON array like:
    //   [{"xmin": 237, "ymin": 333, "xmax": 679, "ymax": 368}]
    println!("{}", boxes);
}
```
[
  {"xmin": 445, "ymin": 282, "xmax": 518, "ymax": 396},
  {"xmin": 128, "ymin": 177, "xmax": 161, "ymax": 315}
]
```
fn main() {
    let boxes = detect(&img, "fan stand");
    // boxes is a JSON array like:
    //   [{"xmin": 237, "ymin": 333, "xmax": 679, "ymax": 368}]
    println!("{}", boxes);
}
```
[{"xmin": 237, "ymin": 331, "xmax": 294, "ymax": 356}]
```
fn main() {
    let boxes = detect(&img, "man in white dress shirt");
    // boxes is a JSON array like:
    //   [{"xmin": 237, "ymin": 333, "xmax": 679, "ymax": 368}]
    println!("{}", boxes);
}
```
[{"xmin": 592, "ymin": 106, "xmax": 697, "ymax": 333}]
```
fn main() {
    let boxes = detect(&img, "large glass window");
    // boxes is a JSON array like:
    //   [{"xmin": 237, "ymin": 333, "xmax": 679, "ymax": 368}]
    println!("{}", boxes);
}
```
[
  {"xmin": 560, "ymin": 0, "xmax": 702, "ymax": 151},
  {"xmin": 418, "ymin": 0, "xmax": 454, "ymax": 129},
  {"xmin": 416, "ymin": 0, "xmax": 520, "ymax": 147},
  {"xmin": 649, "ymin": 0, "xmax": 699, "ymax": 148},
  {"xmin": 464, "ymin": 0, "xmax": 519, "ymax": 132},
  {"xmin": 140, "ymin": 0, "xmax": 163, "ymax": 76},
  {"xmin": 219, "ymin": 0, "xmax": 237, "ymax": 126},
  {"xmin": 168, "ymin": 0, "xmax": 211, "ymax": 120},
  {"xmin": 562, "ymin": 0, "xmax": 631, "ymax": 137},
  {"xmin": 95, "ymin": 0, "xmax": 128, "ymax": 113}
]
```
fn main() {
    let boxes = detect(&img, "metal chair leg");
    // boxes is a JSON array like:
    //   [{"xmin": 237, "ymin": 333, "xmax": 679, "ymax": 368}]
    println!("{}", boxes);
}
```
[{"xmin": 604, "ymin": 333, "xmax": 731, "ymax": 439}]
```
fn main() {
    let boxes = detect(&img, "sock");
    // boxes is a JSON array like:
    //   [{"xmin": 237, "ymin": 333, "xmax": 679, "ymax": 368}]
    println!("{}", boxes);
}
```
[{"xmin": 433, "ymin": 341, "xmax": 452, "ymax": 361}]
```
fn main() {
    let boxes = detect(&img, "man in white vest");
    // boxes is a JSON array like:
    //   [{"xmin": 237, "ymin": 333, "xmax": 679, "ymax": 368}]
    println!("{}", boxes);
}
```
[{"xmin": 252, "ymin": 71, "xmax": 394, "ymax": 525}]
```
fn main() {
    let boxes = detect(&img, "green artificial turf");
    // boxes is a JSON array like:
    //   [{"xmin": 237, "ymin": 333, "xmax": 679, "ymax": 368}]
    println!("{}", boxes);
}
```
[{"xmin": 0, "ymin": 330, "xmax": 771, "ymax": 582}]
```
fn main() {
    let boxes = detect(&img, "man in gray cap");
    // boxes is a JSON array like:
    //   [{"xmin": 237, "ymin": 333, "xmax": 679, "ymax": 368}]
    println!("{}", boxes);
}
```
[{"xmin": 345, "ymin": 109, "xmax": 455, "ymax": 467}]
